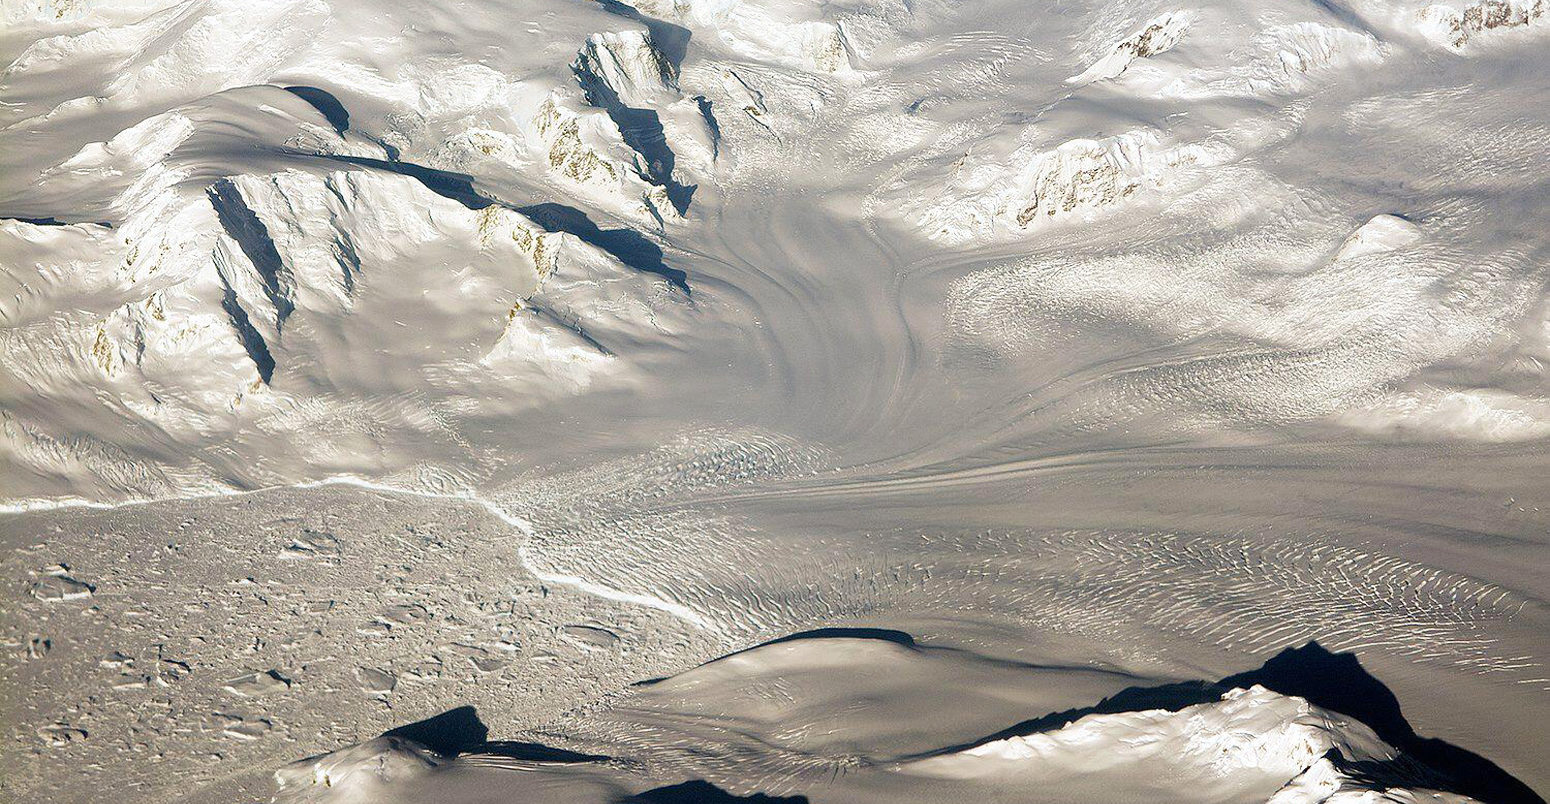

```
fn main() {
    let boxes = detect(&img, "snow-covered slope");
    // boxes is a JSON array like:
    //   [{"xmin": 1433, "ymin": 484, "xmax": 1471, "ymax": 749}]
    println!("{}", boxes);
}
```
[
  {"xmin": 1, "ymin": 39, "xmax": 701, "ymax": 502},
  {"xmin": 905, "ymin": 685, "xmax": 1427, "ymax": 801},
  {"xmin": 3, "ymin": 0, "xmax": 1549, "ymax": 802},
  {"xmin": 9, "ymin": 0, "xmax": 1542, "ymax": 506},
  {"xmin": 269, "ymin": 635, "xmax": 1483, "ymax": 804}
]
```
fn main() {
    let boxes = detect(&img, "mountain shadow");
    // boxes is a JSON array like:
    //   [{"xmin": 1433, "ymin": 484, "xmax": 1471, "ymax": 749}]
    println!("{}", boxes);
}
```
[
  {"xmin": 325, "ymin": 154, "xmax": 494, "ymax": 211},
  {"xmin": 518, "ymin": 202, "xmax": 689, "ymax": 294},
  {"xmin": 920, "ymin": 642, "xmax": 1542, "ymax": 804},
  {"xmin": 1223, "ymin": 643, "xmax": 1543, "ymax": 804},
  {"xmin": 382, "ymin": 705, "xmax": 488, "ymax": 757},
  {"xmin": 619, "ymin": 780, "xmax": 807, "ymax": 803},
  {"xmin": 595, "ymin": 0, "xmax": 692, "ymax": 69},
  {"xmin": 382, "ymin": 706, "xmax": 607, "ymax": 763},
  {"xmin": 283, "ymin": 85, "xmax": 350, "ymax": 133},
  {"xmin": 633, "ymin": 627, "xmax": 919, "ymax": 687},
  {"xmin": 0, "ymin": 215, "xmax": 112, "ymax": 228}
]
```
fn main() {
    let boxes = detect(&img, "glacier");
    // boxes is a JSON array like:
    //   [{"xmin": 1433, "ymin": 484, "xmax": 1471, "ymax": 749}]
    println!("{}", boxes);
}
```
[{"xmin": 1, "ymin": 0, "xmax": 1547, "ymax": 801}]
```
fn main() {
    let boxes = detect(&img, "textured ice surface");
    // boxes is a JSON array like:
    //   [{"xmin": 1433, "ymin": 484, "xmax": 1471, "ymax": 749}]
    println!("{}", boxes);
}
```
[
  {"xmin": 2, "ymin": 0, "xmax": 1548, "ymax": 801},
  {"xmin": 267, "ymin": 634, "xmax": 1490, "ymax": 803}
]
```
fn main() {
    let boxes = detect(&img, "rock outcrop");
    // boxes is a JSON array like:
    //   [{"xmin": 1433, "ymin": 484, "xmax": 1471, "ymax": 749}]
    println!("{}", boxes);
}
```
[
  {"xmin": 1069, "ymin": 11, "xmax": 1194, "ymax": 84},
  {"xmin": 1417, "ymin": 0, "xmax": 1548, "ymax": 47}
]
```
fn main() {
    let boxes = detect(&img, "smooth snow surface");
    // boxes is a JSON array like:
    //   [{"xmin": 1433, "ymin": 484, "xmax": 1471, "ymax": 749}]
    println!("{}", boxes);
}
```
[{"xmin": 2, "ymin": 0, "xmax": 1548, "ymax": 801}]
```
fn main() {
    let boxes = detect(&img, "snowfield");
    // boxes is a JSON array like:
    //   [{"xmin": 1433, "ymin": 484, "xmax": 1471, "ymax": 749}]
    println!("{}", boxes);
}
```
[{"xmin": 1, "ymin": 0, "xmax": 1547, "ymax": 801}]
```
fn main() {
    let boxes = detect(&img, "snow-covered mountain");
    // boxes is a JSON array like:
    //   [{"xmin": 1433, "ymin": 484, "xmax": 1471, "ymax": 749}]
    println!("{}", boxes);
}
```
[
  {"xmin": 5, "ymin": 0, "xmax": 1550, "ymax": 505},
  {"xmin": 269, "ymin": 636, "xmax": 1490, "ymax": 804},
  {"xmin": 2, "ymin": 0, "xmax": 1548, "ymax": 802}
]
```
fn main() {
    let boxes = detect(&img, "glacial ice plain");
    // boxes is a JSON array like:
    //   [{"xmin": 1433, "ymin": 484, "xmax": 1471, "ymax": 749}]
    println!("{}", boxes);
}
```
[{"xmin": 1, "ymin": 0, "xmax": 1548, "ymax": 801}]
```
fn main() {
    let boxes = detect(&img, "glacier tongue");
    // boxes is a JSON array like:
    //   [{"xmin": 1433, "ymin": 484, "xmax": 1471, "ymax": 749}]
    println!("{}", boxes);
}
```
[{"xmin": 3, "ymin": 0, "xmax": 1549, "ymax": 802}]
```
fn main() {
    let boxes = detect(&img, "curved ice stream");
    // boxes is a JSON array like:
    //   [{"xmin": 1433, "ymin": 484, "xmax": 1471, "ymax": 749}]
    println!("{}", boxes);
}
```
[{"xmin": 1, "ymin": 0, "xmax": 1549, "ymax": 801}]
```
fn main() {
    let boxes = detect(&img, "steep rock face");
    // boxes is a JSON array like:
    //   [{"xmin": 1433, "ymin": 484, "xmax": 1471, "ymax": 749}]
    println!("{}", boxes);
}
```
[
  {"xmin": 2, "ymin": 87, "xmax": 353, "ymax": 413},
  {"xmin": 222, "ymin": 171, "xmax": 559, "ymax": 314},
  {"xmin": 569, "ymin": 29, "xmax": 704, "ymax": 211},
  {"xmin": 1011, "ymin": 134, "xmax": 1158, "ymax": 225},
  {"xmin": 1070, "ymin": 11, "xmax": 1194, "ymax": 84},
  {"xmin": 573, "ymin": 30, "xmax": 678, "ymax": 107},
  {"xmin": 530, "ymin": 94, "xmax": 681, "ymax": 224},
  {"xmin": 481, "ymin": 205, "xmax": 697, "ymax": 394},
  {"xmin": 210, "ymin": 168, "xmax": 564, "ymax": 371},
  {"xmin": 1416, "ymin": 0, "xmax": 1548, "ymax": 46},
  {"xmin": 0, "ymin": 0, "xmax": 701, "ymax": 232},
  {"xmin": 7, "ymin": 166, "xmax": 563, "ymax": 412},
  {"xmin": 2, "ymin": 57, "xmax": 702, "ymax": 501},
  {"xmin": 373, "ymin": 60, "xmax": 691, "ymax": 227},
  {"xmin": 480, "ymin": 300, "xmax": 618, "ymax": 393},
  {"xmin": 2, "ymin": 208, "xmax": 277, "ymax": 422},
  {"xmin": 43, "ymin": 108, "xmax": 205, "ymax": 285},
  {"xmin": 905, "ymin": 685, "xmax": 1468, "ymax": 801},
  {"xmin": 91, "ymin": 246, "xmax": 273, "ymax": 404},
  {"xmin": 0, "ymin": 83, "xmax": 649, "ymax": 455},
  {"xmin": 906, "ymin": 130, "xmax": 1176, "ymax": 244}
]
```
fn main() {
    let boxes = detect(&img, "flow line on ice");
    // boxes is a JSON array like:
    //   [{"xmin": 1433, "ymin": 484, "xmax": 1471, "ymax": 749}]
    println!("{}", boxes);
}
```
[{"xmin": 1, "ymin": 475, "xmax": 716, "ymax": 632}]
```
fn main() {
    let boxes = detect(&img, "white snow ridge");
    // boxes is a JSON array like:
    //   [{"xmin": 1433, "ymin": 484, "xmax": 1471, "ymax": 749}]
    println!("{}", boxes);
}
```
[{"xmin": 1, "ymin": 0, "xmax": 1547, "ymax": 803}]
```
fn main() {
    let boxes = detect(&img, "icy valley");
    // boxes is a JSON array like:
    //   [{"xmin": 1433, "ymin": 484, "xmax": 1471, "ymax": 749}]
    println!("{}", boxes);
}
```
[{"xmin": 2, "ymin": 0, "xmax": 1549, "ymax": 801}]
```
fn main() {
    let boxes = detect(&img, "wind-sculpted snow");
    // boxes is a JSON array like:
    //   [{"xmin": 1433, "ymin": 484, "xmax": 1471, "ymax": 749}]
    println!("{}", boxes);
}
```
[
  {"xmin": 263, "ymin": 633, "xmax": 1503, "ymax": 803},
  {"xmin": 2, "ymin": 0, "xmax": 1549, "ymax": 801}
]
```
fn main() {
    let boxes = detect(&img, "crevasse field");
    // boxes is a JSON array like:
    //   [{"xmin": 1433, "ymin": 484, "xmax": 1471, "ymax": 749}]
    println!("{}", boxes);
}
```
[{"xmin": 1, "ymin": 0, "xmax": 1548, "ymax": 801}]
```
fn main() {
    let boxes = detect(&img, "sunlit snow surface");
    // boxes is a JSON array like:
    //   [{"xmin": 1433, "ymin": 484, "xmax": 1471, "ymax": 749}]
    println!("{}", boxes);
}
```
[{"xmin": 1, "ymin": 0, "xmax": 1548, "ymax": 801}]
